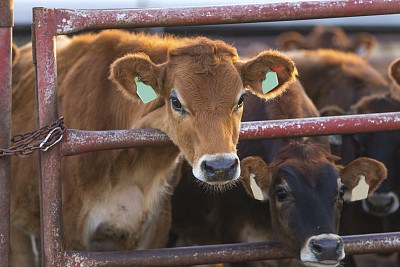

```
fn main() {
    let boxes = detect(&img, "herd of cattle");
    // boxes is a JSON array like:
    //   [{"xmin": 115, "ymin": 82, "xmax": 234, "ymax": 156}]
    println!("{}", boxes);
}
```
[{"xmin": 7, "ymin": 26, "xmax": 400, "ymax": 267}]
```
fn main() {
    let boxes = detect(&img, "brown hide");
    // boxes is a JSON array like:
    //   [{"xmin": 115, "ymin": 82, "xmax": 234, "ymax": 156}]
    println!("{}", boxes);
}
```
[
  {"xmin": 10, "ymin": 30, "xmax": 296, "ymax": 261},
  {"xmin": 288, "ymin": 49, "xmax": 389, "ymax": 112},
  {"xmin": 277, "ymin": 26, "xmax": 377, "ymax": 60}
]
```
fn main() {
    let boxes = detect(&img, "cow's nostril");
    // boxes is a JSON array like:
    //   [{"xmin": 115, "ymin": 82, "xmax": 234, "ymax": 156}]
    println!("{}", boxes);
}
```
[
  {"xmin": 202, "ymin": 161, "xmax": 214, "ymax": 176},
  {"xmin": 336, "ymin": 239, "xmax": 342, "ymax": 252},
  {"xmin": 385, "ymin": 197, "xmax": 395, "ymax": 208},
  {"xmin": 311, "ymin": 239, "xmax": 323, "ymax": 254},
  {"xmin": 309, "ymin": 237, "xmax": 343, "ymax": 261}
]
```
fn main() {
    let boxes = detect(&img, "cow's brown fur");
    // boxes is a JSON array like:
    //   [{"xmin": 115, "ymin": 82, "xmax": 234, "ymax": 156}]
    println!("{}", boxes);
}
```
[
  {"xmin": 287, "ymin": 49, "xmax": 389, "ymax": 111},
  {"xmin": 10, "ymin": 30, "xmax": 296, "ymax": 264},
  {"xmin": 277, "ymin": 26, "xmax": 377, "ymax": 60}
]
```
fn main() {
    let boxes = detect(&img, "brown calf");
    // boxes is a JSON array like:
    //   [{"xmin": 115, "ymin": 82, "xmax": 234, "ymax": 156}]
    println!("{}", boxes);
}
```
[
  {"xmin": 10, "ymin": 30, "xmax": 297, "ymax": 265},
  {"xmin": 241, "ymin": 140, "xmax": 386, "ymax": 267}
]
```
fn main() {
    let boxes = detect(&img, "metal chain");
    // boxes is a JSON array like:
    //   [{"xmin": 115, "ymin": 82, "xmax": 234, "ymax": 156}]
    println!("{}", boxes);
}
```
[{"xmin": 0, "ymin": 117, "xmax": 66, "ymax": 159}]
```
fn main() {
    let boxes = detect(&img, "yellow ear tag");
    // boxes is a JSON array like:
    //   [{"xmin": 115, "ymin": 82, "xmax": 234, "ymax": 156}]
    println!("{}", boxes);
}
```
[
  {"xmin": 134, "ymin": 76, "xmax": 158, "ymax": 104},
  {"xmin": 351, "ymin": 174, "xmax": 369, "ymax": 202},
  {"xmin": 262, "ymin": 70, "xmax": 279, "ymax": 94}
]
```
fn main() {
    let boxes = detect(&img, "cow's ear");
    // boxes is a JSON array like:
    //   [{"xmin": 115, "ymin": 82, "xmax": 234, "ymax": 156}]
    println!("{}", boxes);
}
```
[
  {"xmin": 389, "ymin": 58, "xmax": 400, "ymax": 87},
  {"xmin": 351, "ymin": 32, "xmax": 377, "ymax": 60},
  {"xmin": 109, "ymin": 53, "xmax": 165, "ymax": 103},
  {"xmin": 240, "ymin": 156, "xmax": 270, "ymax": 201},
  {"xmin": 235, "ymin": 50, "xmax": 297, "ymax": 101},
  {"xmin": 276, "ymin": 31, "xmax": 306, "ymax": 51},
  {"xmin": 12, "ymin": 43, "xmax": 19, "ymax": 66},
  {"xmin": 389, "ymin": 58, "xmax": 400, "ymax": 102},
  {"xmin": 319, "ymin": 105, "xmax": 346, "ymax": 117},
  {"xmin": 340, "ymin": 157, "xmax": 387, "ymax": 201}
]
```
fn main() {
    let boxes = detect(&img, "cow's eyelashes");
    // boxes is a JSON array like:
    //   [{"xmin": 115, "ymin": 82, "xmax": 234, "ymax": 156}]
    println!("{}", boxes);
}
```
[
  {"xmin": 274, "ymin": 186, "xmax": 289, "ymax": 202},
  {"xmin": 237, "ymin": 94, "xmax": 245, "ymax": 109},
  {"xmin": 169, "ymin": 96, "xmax": 185, "ymax": 114}
]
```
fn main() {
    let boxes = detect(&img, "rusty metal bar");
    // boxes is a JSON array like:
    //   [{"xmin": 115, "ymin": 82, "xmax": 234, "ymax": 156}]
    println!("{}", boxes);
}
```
[
  {"xmin": 0, "ymin": 24, "xmax": 12, "ymax": 267},
  {"xmin": 49, "ymin": 0, "xmax": 400, "ymax": 35},
  {"xmin": 61, "ymin": 112, "xmax": 400, "ymax": 157},
  {"xmin": 0, "ymin": 0, "xmax": 13, "ymax": 27},
  {"xmin": 62, "ymin": 232, "xmax": 400, "ymax": 266},
  {"xmin": 32, "ymin": 7, "xmax": 65, "ymax": 267}
]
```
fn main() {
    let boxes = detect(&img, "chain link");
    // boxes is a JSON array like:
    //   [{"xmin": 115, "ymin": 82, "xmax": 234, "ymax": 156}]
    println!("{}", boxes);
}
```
[{"xmin": 0, "ymin": 117, "xmax": 66, "ymax": 158}]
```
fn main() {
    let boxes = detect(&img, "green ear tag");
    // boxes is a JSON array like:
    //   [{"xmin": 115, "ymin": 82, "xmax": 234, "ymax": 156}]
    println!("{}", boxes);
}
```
[
  {"xmin": 262, "ymin": 71, "xmax": 279, "ymax": 94},
  {"xmin": 134, "ymin": 76, "xmax": 158, "ymax": 104}
]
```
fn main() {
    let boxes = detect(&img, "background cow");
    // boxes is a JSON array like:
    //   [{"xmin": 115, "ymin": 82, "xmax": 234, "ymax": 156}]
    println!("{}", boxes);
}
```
[
  {"xmin": 286, "ymin": 49, "xmax": 389, "ymax": 113},
  {"xmin": 276, "ymin": 26, "xmax": 377, "ymax": 60},
  {"xmin": 10, "ymin": 30, "xmax": 297, "ymax": 266},
  {"xmin": 339, "ymin": 58, "xmax": 400, "ymax": 267}
]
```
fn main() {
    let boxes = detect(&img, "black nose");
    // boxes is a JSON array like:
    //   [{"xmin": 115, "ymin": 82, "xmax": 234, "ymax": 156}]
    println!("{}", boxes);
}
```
[
  {"xmin": 310, "ymin": 238, "xmax": 343, "ymax": 261},
  {"xmin": 364, "ymin": 193, "xmax": 398, "ymax": 216},
  {"xmin": 201, "ymin": 158, "xmax": 239, "ymax": 182}
]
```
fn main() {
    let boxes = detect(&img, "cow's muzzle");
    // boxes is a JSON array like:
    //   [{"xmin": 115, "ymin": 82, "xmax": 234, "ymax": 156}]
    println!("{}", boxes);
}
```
[
  {"xmin": 301, "ymin": 234, "xmax": 344, "ymax": 267},
  {"xmin": 193, "ymin": 153, "xmax": 240, "ymax": 184},
  {"xmin": 362, "ymin": 192, "xmax": 400, "ymax": 216}
]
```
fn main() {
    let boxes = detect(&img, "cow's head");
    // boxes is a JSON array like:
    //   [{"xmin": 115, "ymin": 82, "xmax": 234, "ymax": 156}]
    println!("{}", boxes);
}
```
[
  {"xmin": 346, "ymin": 58, "xmax": 400, "ymax": 216},
  {"xmin": 109, "ymin": 38, "xmax": 296, "ymax": 185},
  {"xmin": 241, "ymin": 140, "xmax": 386, "ymax": 267}
]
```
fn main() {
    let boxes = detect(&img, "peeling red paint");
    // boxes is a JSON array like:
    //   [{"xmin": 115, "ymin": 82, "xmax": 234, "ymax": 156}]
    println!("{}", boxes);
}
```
[
  {"xmin": 0, "ymin": 27, "xmax": 11, "ymax": 267},
  {"xmin": 49, "ymin": 0, "xmax": 400, "ymax": 35},
  {"xmin": 33, "ymin": 7, "xmax": 65, "ymax": 267},
  {"xmin": 61, "ymin": 112, "xmax": 400, "ymax": 156}
]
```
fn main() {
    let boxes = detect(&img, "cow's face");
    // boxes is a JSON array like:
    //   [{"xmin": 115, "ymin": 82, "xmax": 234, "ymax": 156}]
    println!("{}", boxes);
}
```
[
  {"xmin": 109, "ymin": 38, "xmax": 296, "ymax": 185},
  {"xmin": 348, "ymin": 131, "xmax": 400, "ymax": 216},
  {"xmin": 241, "ymin": 141, "xmax": 386, "ymax": 267}
]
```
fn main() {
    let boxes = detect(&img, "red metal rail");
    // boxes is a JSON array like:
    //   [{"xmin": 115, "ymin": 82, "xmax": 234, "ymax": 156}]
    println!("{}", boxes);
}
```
[
  {"xmin": 61, "ymin": 112, "xmax": 400, "ymax": 156},
  {"xmin": 29, "ymin": 1, "xmax": 400, "ymax": 266},
  {"xmin": 0, "ymin": 0, "xmax": 13, "ymax": 265},
  {"xmin": 63, "ymin": 232, "xmax": 400, "ymax": 267},
  {"xmin": 49, "ymin": 0, "xmax": 400, "ymax": 35}
]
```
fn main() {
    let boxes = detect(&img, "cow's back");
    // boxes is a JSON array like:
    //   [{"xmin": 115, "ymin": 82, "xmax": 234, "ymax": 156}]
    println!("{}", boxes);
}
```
[{"xmin": 287, "ymin": 49, "xmax": 389, "ymax": 111}]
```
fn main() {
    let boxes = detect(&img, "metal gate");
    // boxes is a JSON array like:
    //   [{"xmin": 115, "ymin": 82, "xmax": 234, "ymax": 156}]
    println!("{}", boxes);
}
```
[{"xmin": 2, "ymin": 0, "xmax": 400, "ymax": 266}]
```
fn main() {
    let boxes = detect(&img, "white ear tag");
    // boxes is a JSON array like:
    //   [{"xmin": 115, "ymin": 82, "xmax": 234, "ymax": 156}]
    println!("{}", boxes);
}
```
[
  {"xmin": 134, "ymin": 76, "xmax": 158, "ymax": 104},
  {"xmin": 250, "ymin": 174, "xmax": 264, "ymax": 201},
  {"xmin": 262, "ymin": 70, "xmax": 279, "ymax": 94},
  {"xmin": 351, "ymin": 174, "xmax": 369, "ymax": 202}
]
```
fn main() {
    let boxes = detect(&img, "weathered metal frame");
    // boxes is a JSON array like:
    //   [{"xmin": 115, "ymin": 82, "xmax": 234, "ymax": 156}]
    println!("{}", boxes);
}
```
[
  {"xmin": 0, "ymin": 0, "xmax": 13, "ymax": 265},
  {"xmin": 28, "ymin": 0, "xmax": 400, "ymax": 266}
]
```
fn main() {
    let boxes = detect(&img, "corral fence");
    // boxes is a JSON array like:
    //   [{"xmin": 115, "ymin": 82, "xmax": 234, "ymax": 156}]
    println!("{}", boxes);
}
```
[{"xmin": 1, "ymin": 0, "xmax": 400, "ymax": 266}]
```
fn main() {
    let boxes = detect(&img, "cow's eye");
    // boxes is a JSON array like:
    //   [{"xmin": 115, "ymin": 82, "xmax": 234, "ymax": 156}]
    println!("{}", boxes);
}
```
[
  {"xmin": 169, "ymin": 96, "xmax": 184, "ymax": 114},
  {"xmin": 237, "ymin": 94, "xmax": 245, "ymax": 108},
  {"xmin": 274, "ymin": 186, "xmax": 288, "ymax": 202},
  {"xmin": 338, "ymin": 185, "xmax": 347, "ymax": 201}
]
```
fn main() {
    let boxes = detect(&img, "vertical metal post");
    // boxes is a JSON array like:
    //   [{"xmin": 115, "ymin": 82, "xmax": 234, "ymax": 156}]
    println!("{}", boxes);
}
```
[
  {"xmin": 32, "ymin": 8, "xmax": 64, "ymax": 266},
  {"xmin": 0, "ymin": 0, "xmax": 13, "ymax": 265}
]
